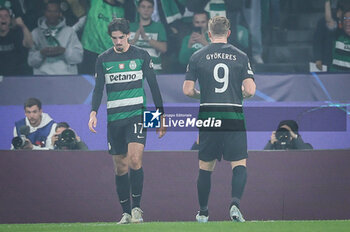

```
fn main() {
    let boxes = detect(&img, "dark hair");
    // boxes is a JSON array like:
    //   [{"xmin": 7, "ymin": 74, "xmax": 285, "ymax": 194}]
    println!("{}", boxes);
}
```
[
  {"xmin": 56, "ymin": 122, "xmax": 70, "ymax": 131},
  {"xmin": 24, "ymin": 98, "xmax": 42, "ymax": 110},
  {"xmin": 138, "ymin": 0, "xmax": 154, "ymax": 7},
  {"xmin": 208, "ymin": 16, "xmax": 230, "ymax": 36},
  {"xmin": 193, "ymin": 10, "xmax": 209, "ymax": 19},
  {"xmin": 0, "ymin": 7, "xmax": 10, "ymax": 15},
  {"xmin": 108, "ymin": 18, "xmax": 130, "ymax": 36}
]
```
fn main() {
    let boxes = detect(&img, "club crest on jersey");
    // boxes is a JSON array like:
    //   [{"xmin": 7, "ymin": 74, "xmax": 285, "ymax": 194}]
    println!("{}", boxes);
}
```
[
  {"xmin": 119, "ymin": 63, "xmax": 125, "ymax": 70},
  {"xmin": 129, "ymin": 60, "xmax": 137, "ymax": 70}
]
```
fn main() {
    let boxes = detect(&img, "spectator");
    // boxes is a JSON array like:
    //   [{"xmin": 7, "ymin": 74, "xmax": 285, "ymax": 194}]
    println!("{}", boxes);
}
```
[
  {"xmin": 51, "ymin": 122, "xmax": 88, "ymax": 150},
  {"xmin": 186, "ymin": 0, "xmax": 251, "ymax": 56},
  {"xmin": 243, "ymin": 0, "xmax": 264, "ymax": 64},
  {"xmin": 80, "ymin": 0, "xmax": 132, "ymax": 75},
  {"xmin": 330, "ymin": 6, "xmax": 350, "ymax": 71},
  {"xmin": 129, "ymin": 0, "xmax": 167, "ymax": 72},
  {"xmin": 132, "ymin": 0, "xmax": 184, "ymax": 74},
  {"xmin": 12, "ymin": 98, "xmax": 57, "ymax": 150},
  {"xmin": 0, "ymin": 7, "xmax": 33, "ymax": 76},
  {"xmin": 11, "ymin": 0, "xmax": 46, "ymax": 31},
  {"xmin": 178, "ymin": 11, "xmax": 209, "ymax": 69},
  {"xmin": 57, "ymin": 0, "xmax": 89, "ymax": 37},
  {"xmin": 264, "ymin": 120, "xmax": 313, "ymax": 150},
  {"xmin": 313, "ymin": 0, "xmax": 346, "ymax": 71},
  {"xmin": 28, "ymin": 0, "xmax": 83, "ymax": 75}
]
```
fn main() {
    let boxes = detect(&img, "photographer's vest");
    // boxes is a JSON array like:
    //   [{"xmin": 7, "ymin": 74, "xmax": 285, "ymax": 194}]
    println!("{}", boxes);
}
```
[{"xmin": 15, "ymin": 118, "xmax": 55, "ymax": 147}]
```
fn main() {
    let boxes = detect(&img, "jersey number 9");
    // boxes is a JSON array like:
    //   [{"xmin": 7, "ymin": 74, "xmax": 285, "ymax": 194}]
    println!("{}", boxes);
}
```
[{"xmin": 213, "ymin": 63, "xmax": 229, "ymax": 93}]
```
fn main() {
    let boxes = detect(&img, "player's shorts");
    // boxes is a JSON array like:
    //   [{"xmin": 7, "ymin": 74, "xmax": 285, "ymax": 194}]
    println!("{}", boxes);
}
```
[
  {"xmin": 198, "ymin": 130, "xmax": 248, "ymax": 162},
  {"xmin": 107, "ymin": 121, "xmax": 147, "ymax": 155}
]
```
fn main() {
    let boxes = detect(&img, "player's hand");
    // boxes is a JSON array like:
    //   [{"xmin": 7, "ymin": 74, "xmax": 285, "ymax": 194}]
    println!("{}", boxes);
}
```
[
  {"xmin": 156, "ymin": 115, "xmax": 166, "ymax": 138},
  {"xmin": 88, "ymin": 111, "xmax": 97, "ymax": 133}
]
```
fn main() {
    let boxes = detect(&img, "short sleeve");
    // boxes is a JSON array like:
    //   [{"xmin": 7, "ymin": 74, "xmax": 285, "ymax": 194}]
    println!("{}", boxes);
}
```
[
  {"xmin": 242, "ymin": 55, "xmax": 254, "ymax": 81},
  {"xmin": 185, "ymin": 54, "xmax": 198, "ymax": 82}
]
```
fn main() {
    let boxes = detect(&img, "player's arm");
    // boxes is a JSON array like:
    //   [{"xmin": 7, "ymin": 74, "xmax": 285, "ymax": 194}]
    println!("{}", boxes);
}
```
[
  {"xmin": 89, "ymin": 56, "xmax": 105, "ymax": 133},
  {"xmin": 143, "ymin": 54, "xmax": 166, "ymax": 138},
  {"xmin": 242, "ymin": 78, "xmax": 256, "ymax": 98},
  {"xmin": 184, "ymin": 54, "xmax": 200, "ymax": 99},
  {"xmin": 242, "ymin": 56, "xmax": 256, "ymax": 98},
  {"xmin": 183, "ymin": 80, "xmax": 200, "ymax": 99}
]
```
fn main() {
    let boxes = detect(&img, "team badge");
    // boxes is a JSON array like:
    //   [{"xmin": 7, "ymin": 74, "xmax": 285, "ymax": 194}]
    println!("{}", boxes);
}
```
[
  {"xmin": 119, "ymin": 63, "xmax": 125, "ymax": 70},
  {"xmin": 129, "ymin": 60, "xmax": 137, "ymax": 70},
  {"xmin": 149, "ymin": 60, "xmax": 154, "ymax": 69}
]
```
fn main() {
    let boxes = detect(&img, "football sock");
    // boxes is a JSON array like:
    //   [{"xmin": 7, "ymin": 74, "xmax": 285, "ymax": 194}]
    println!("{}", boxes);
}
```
[
  {"xmin": 115, "ymin": 173, "xmax": 131, "ymax": 215},
  {"xmin": 130, "ymin": 167, "xmax": 144, "ymax": 209},
  {"xmin": 197, "ymin": 169, "xmax": 212, "ymax": 216},
  {"xmin": 231, "ymin": 165, "xmax": 247, "ymax": 209}
]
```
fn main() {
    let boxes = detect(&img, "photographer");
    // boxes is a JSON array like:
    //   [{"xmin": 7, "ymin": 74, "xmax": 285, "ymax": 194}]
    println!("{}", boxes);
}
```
[
  {"xmin": 12, "ymin": 98, "xmax": 56, "ymax": 150},
  {"xmin": 264, "ymin": 120, "xmax": 313, "ymax": 150},
  {"xmin": 51, "ymin": 122, "xmax": 88, "ymax": 150}
]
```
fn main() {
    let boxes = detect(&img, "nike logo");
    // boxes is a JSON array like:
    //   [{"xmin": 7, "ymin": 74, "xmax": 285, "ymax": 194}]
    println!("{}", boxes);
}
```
[
  {"xmin": 120, "ymin": 199, "xmax": 129, "ymax": 203},
  {"xmin": 132, "ymin": 194, "xmax": 141, "ymax": 198},
  {"xmin": 106, "ymin": 66, "xmax": 113, "ymax": 71},
  {"xmin": 137, "ymin": 135, "xmax": 145, "ymax": 139}
]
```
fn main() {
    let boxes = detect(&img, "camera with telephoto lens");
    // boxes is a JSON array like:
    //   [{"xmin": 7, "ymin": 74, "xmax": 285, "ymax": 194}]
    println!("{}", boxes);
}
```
[
  {"xmin": 55, "ymin": 129, "xmax": 77, "ymax": 150},
  {"xmin": 12, "ymin": 125, "xmax": 30, "ymax": 149},
  {"xmin": 12, "ymin": 135, "xmax": 27, "ymax": 149},
  {"xmin": 274, "ymin": 127, "xmax": 292, "ymax": 149}
]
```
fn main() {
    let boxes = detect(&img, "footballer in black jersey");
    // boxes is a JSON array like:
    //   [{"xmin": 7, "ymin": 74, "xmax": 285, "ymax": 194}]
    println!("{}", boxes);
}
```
[{"xmin": 183, "ymin": 16, "xmax": 256, "ymax": 223}]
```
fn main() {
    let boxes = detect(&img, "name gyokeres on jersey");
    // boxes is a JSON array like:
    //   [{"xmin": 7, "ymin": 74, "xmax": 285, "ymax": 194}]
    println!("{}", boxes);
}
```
[{"xmin": 206, "ymin": 52, "xmax": 237, "ymax": 61}]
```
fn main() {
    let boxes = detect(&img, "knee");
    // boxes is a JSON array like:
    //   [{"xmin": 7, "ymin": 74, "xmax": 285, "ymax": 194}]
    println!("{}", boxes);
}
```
[
  {"xmin": 114, "ymin": 161, "xmax": 128, "ymax": 176},
  {"xmin": 129, "ymin": 155, "xmax": 142, "ymax": 170}
]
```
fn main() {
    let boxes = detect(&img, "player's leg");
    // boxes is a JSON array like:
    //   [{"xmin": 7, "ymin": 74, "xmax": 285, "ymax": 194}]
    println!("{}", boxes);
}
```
[
  {"xmin": 128, "ymin": 142, "xmax": 145, "ymax": 223},
  {"xmin": 108, "ymin": 125, "xmax": 131, "ymax": 224},
  {"xmin": 196, "ymin": 131, "xmax": 222, "ymax": 222},
  {"xmin": 196, "ymin": 159, "xmax": 216, "ymax": 222},
  {"xmin": 113, "ymin": 155, "xmax": 132, "ymax": 224},
  {"xmin": 229, "ymin": 159, "xmax": 247, "ymax": 222},
  {"xmin": 127, "ymin": 121, "xmax": 147, "ymax": 223},
  {"xmin": 223, "ymin": 132, "xmax": 248, "ymax": 222}
]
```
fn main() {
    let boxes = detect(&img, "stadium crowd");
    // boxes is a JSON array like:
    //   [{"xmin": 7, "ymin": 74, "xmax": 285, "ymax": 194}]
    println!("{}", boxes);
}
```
[{"xmin": 2, "ymin": 0, "xmax": 349, "ymax": 76}]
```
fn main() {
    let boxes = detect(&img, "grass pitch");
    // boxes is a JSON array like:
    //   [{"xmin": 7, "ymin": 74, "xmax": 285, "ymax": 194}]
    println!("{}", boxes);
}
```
[{"xmin": 1, "ymin": 220, "xmax": 349, "ymax": 232}]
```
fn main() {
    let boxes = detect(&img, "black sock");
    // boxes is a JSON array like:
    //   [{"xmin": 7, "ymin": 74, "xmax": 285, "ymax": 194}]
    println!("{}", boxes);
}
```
[
  {"xmin": 130, "ymin": 167, "xmax": 144, "ymax": 209},
  {"xmin": 115, "ymin": 173, "xmax": 131, "ymax": 214},
  {"xmin": 231, "ymin": 166, "xmax": 247, "ymax": 209},
  {"xmin": 197, "ymin": 169, "xmax": 212, "ymax": 216}
]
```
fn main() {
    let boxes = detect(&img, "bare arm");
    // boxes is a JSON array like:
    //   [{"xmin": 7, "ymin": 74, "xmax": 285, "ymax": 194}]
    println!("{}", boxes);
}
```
[
  {"xmin": 242, "ymin": 78, "xmax": 256, "ymax": 98},
  {"xmin": 14, "ymin": 17, "xmax": 33, "ymax": 48},
  {"xmin": 148, "ymin": 39, "xmax": 167, "ymax": 53},
  {"xmin": 325, "ymin": 0, "xmax": 337, "ymax": 30},
  {"xmin": 183, "ymin": 80, "xmax": 200, "ymax": 99}
]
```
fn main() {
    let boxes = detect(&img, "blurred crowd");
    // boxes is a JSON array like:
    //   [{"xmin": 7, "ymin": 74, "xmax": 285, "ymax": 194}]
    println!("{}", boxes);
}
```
[{"xmin": 1, "ymin": 0, "xmax": 350, "ymax": 76}]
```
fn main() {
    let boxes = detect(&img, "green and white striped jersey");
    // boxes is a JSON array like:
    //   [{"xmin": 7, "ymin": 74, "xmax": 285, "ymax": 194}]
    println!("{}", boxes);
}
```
[
  {"xmin": 92, "ymin": 45, "xmax": 163, "ymax": 125},
  {"xmin": 331, "ymin": 33, "xmax": 350, "ymax": 72}
]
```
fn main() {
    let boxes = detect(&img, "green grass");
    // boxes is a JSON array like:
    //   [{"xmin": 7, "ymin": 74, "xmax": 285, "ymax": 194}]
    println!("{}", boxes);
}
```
[{"xmin": 1, "ymin": 220, "xmax": 350, "ymax": 232}]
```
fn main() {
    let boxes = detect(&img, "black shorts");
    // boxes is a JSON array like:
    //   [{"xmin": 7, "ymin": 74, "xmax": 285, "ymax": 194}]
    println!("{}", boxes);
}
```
[
  {"xmin": 107, "ymin": 121, "xmax": 147, "ymax": 155},
  {"xmin": 199, "ymin": 131, "xmax": 248, "ymax": 162}
]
